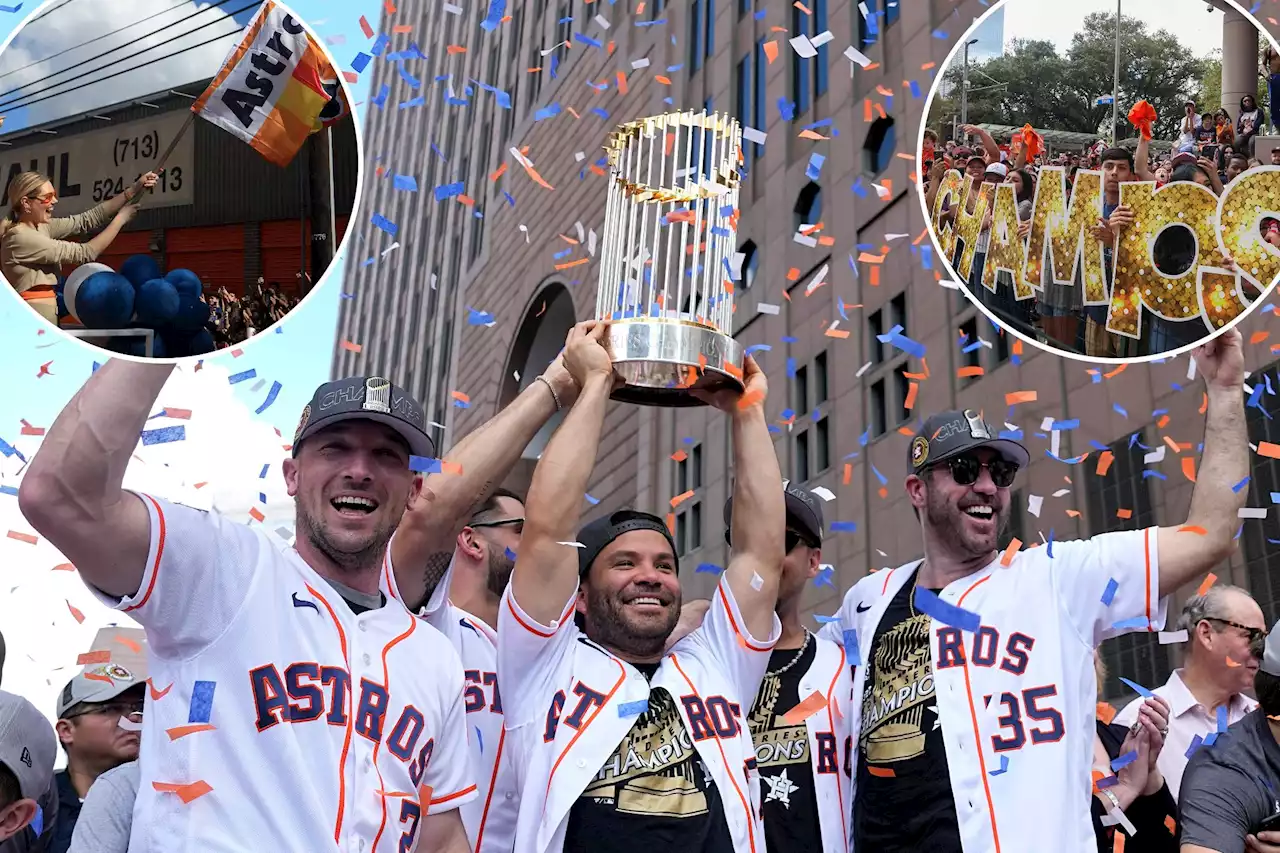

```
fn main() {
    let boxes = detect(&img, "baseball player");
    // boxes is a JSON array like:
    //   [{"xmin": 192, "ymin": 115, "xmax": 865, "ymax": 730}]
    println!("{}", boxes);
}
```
[
  {"xmin": 724, "ymin": 484, "xmax": 853, "ymax": 853},
  {"xmin": 497, "ymin": 322, "xmax": 786, "ymax": 853},
  {"xmin": 818, "ymin": 328, "xmax": 1249, "ymax": 852},
  {"xmin": 19, "ymin": 363, "xmax": 478, "ymax": 852}
]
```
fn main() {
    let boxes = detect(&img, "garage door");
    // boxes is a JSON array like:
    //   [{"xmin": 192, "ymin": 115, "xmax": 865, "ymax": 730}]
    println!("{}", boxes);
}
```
[
  {"xmin": 64, "ymin": 229, "xmax": 152, "ymax": 280},
  {"xmin": 165, "ymin": 224, "xmax": 245, "ymax": 295},
  {"xmin": 260, "ymin": 216, "xmax": 349, "ymax": 295}
]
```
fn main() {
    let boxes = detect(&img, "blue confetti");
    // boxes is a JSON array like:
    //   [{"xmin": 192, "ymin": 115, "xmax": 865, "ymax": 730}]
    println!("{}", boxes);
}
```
[
  {"xmin": 1101, "ymin": 578, "xmax": 1118, "ymax": 606},
  {"xmin": 830, "ymin": 521, "xmax": 857, "ymax": 533},
  {"xmin": 843, "ymin": 628, "xmax": 861, "ymax": 664},
  {"xmin": 1119, "ymin": 676, "xmax": 1154, "ymax": 698},
  {"xmin": 870, "ymin": 465, "xmax": 888, "ymax": 486},
  {"xmin": 534, "ymin": 103, "xmax": 562, "ymax": 121},
  {"xmin": 1233, "ymin": 477, "xmax": 1250, "ymax": 494},
  {"xmin": 409, "ymin": 456, "xmax": 443, "ymax": 473},
  {"xmin": 189, "ymin": 681, "xmax": 216, "ymax": 724},
  {"xmin": 576, "ymin": 32, "xmax": 604, "ymax": 48},
  {"xmin": 778, "ymin": 97, "xmax": 795, "ymax": 121},
  {"xmin": 259, "ymin": 464, "xmax": 269, "ymax": 479},
  {"xmin": 696, "ymin": 563, "xmax": 724, "ymax": 574},
  {"xmin": 351, "ymin": 52, "xmax": 371, "ymax": 73},
  {"xmin": 989, "ymin": 755, "xmax": 1009, "ymax": 776},
  {"xmin": 371, "ymin": 84, "xmax": 389, "ymax": 107},
  {"xmin": 1184, "ymin": 733, "xmax": 1204, "ymax": 758},
  {"xmin": 228, "ymin": 369, "xmax": 256, "ymax": 384},
  {"xmin": 585, "ymin": 493, "xmax": 600, "ymax": 506},
  {"xmin": 1216, "ymin": 704, "xmax": 1228, "ymax": 732},
  {"xmin": 29, "ymin": 804, "xmax": 40, "ymax": 837},
  {"xmin": 0, "ymin": 485, "xmax": 17, "ymax": 497},
  {"xmin": 254, "ymin": 381, "xmax": 282, "ymax": 415},
  {"xmin": 618, "ymin": 699, "xmax": 649, "ymax": 718},
  {"xmin": 140, "ymin": 426, "xmax": 185, "ymax": 445},
  {"xmin": 813, "ymin": 614, "xmax": 840, "ymax": 624},
  {"xmin": 504, "ymin": 547, "xmax": 518, "ymax": 561},
  {"xmin": 475, "ymin": 725, "xmax": 483, "ymax": 754},
  {"xmin": 480, "ymin": 0, "xmax": 506, "ymax": 30},
  {"xmin": 394, "ymin": 175, "xmax": 419, "ymax": 192},
  {"xmin": 434, "ymin": 183, "xmax": 465, "ymax": 201},
  {"xmin": 912, "ymin": 587, "xmax": 981, "ymax": 632},
  {"xmin": 399, "ymin": 96, "xmax": 426, "ymax": 109},
  {"xmin": 258, "ymin": 492, "xmax": 266, "ymax": 504},
  {"xmin": 814, "ymin": 567, "xmax": 835, "ymax": 588},
  {"xmin": 1112, "ymin": 616, "xmax": 1151, "ymax": 630},
  {"xmin": 371, "ymin": 33, "xmax": 390, "ymax": 56},
  {"xmin": 371, "ymin": 213, "xmax": 398, "ymax": 235},
  {"xmin": 806, "ymin": 153, "xmax": 825, "ymax": 181}
]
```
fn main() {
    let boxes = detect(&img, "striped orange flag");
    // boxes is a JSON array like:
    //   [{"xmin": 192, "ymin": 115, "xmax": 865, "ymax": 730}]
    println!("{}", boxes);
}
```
[{"xmin": 193, "ymin": 1, "xmax": 350, "ymax": 168}]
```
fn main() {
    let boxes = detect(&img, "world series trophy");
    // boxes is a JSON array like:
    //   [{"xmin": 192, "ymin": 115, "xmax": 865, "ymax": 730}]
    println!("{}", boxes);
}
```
[{"xmin": 595, "ymin": 110, "xmax": 746, "ymax": 406}]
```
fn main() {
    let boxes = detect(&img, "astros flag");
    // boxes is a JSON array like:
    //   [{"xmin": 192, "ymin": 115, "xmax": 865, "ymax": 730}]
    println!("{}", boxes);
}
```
[{"xmin": 192, "ymin": 0, "xmax": 350, "ymax": 168}]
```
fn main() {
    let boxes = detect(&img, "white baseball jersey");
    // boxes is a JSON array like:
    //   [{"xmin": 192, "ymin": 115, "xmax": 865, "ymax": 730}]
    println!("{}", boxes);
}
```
[
  {"xmin": 90, "ymin": 493, "xmax": 477, "ymax": 853},
  {"xmin": 819, "ymin": 527, "xmax": 1166, "ymax": 852},
  {"xmin": 381, "ymin": 550, "xmax": 517, "ymax": 853},
  {"xmin": 497, "ymin": 575, "xmax": 781, "ymax": 853}
]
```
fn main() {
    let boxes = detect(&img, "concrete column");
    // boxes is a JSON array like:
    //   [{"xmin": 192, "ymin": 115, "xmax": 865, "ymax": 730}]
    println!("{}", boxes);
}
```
[{"xmin": 1222, "ymin": 5, "xmax": 1258, "ymax": 122}]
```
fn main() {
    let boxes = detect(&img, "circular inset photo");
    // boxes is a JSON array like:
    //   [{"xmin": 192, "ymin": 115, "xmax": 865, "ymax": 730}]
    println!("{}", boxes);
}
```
[
  {"xmin": 0, "ymin": 0, "xmax": 359, "ymax": 359},
  {"xmin": 918, "ymin": 0, "xmax": 1280, "ymax": 362}
]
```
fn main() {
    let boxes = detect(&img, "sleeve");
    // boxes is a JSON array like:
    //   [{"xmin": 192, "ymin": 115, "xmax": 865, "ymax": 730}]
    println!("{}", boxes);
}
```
[
  {"xmin": 85, "ymin": 493, "xmax": 261, "ymax": 661},
  {"xmin": 1177, "ymin": 755, "xmax": 1255, "ymax": 853},
  {"xmin": 67, "ymin": 762, "xmax": 136, "ymax": 853},
  {"xmin": 4, "ymin": 226, "xmax": 101, "ymax": 269},
  {"xmin": 47, "ymin": 204, "xmax": 112, "ymax": 240},
  {"xmin": 495, "ymin": 582, "xmax": 579, "ymax": 727},
  {"xmin": 686, "ymin": 575, "xmax": 781, "ymax": 706},
  {"xmin": 422, "ymin": 653, "xmax": 479, "ymax": 816},
  {"xmin": 1048, "ymin": 527, "xmax": 1167, "ymax": 648}
]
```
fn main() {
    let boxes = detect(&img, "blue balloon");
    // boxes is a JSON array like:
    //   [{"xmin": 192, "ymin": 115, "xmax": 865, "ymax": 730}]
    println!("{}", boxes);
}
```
[
  {"xmin": 134, "ymin": 279, "xmax": 180, "ymax": 328},
  {"xmin": 162, "ymin": 327, "xmax": 215, "ymax": 358},
  {"xmin": 171, "ymin": 291, "xmax": 209, "ymax": 333},
  {"xmin": 165, "ymin": 268, "xmax": 203, "ymax": 297},
  {"xmin": 119, "ymin": 255, "xmax": 163, "ymax": 290},
  {"xmin": 186, "ymin": 328, "xmax": 216, "ymax": 355},
  {"xmin": 113, "ymin": 334, "xmax": 167, "ymax": 359},
  {"xmin": 73, "ymin": 272, "xmax": 135, "ymax": 329}
]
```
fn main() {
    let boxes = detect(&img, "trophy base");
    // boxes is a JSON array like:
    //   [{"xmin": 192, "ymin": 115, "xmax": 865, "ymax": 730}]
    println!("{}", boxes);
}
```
[{"xmin": 605, "ymin": 319, "xmax": 745, "ymax": 407}]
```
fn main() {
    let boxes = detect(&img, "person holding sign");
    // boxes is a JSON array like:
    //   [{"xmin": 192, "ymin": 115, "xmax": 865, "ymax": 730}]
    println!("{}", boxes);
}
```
[{"xmin": 0, "ymin": 170, "xmax": 157, "ymax": 325}]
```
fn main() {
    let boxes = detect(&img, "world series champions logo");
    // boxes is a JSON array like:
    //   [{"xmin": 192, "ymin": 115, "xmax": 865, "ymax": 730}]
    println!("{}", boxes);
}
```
[{"xmin": 927, "ymin": 165, "xmax": 1280, "ymax": 339}]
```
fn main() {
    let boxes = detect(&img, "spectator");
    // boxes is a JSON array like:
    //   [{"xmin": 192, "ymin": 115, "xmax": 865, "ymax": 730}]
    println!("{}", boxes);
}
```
[
  {"xmin": 0, "ymin": 691, "xmax": 58, "ymax": 852},
  {"xmin": 48, "ymin": 667, "xmax": 144, "ymax": 853},
  {"xmin": 1178, "ymin": 618, "xmax": 1280, "ymax": 853},
  {"xmin": 65, "ymin": 761, "xmax": 136, "ymax": 853},
  {"xmin": 1271, "ymin": 147, "xmax": 1280, "ymax": 167},
  {"xmin": 1226, "ymin": 153, "xmax": 1250, "ymax": 186},
  {"xmin": 1237, "ymin": 95, "xmax": 1263, "ymax": 156},
  {"xmin": 1114, "ymin": 587, "xmax": 1263, "ymax": 800}
]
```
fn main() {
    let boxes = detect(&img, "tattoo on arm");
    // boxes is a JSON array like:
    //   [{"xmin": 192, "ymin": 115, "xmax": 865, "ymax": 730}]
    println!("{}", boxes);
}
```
[{"xmin": 420, "ymin": 552, "xmax": 453, "ymax": 607}]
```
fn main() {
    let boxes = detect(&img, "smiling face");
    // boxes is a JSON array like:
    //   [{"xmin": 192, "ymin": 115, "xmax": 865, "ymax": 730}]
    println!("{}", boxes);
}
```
[
  {"xmin": 578, "ymin": 529, "xmax": 682, "ymax": 659},
  {"xmin": 1193, "ymin": 589, "xmax": 1266, "ymax": 694},
  {"xmin": 20, "ymin": 181, "xmax": 56, "ymax": 226},
  {"xmin": 284, "ymin": 420, "xmax": 419, "ymax": 576},
  {"xmin": 908, "ymin": 448, "xmax": 1013, "ymax": 559}
]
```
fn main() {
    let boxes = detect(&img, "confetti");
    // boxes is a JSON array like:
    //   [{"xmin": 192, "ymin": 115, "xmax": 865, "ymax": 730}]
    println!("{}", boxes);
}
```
[
  {"xmin": 152, "ymin": 781, "xmax": 213, "ymax": 804},
  {"xmin": 618, "ymin": 699, "xmax": 648, "ymax": 717},
  {"xmin": 1119, "ymin": 677, "xmax": 1155, "ymax": 698},
  {"xmin": 911, "ymin": 587, "xmax": 980, "ymax": 632},
  {"xmin": 782, "ymin": 691, "xmax": 827, "ymax": 725}
]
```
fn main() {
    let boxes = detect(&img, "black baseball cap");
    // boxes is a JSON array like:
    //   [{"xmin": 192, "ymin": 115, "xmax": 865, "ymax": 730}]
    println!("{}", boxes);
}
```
[
  {"xmin": 724, "ymin": 482, "xmax": 823, "ymax": 548},
  {"xmin": 293, "ymin": 376, "xmax": 435, "ymax": 459},
  {"xmin": 908, "ymin": 409, "xmax": 1029, "ymax": 475},
  {"xmin": 576, "ymin": 510, "xmax": 678, "ymax": 577}
]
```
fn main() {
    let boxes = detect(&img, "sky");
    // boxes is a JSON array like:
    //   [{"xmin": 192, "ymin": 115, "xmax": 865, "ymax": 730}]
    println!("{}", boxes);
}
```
[
  {"xmin": 0, "ymin": 0, "xmax": 379, "ymax": 730},
  {"xmin": 1002, "ymin": 0, "xmax": 1229, "ymax": 59}
]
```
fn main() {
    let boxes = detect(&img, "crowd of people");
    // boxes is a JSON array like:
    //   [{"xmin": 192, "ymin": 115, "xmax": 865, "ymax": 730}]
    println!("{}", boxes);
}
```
[
  {"xmin": 205, "ymin": 283, "xmax": 300, "ymax": 349},
  {"xmin": 921, "ymin": 99, "xmax": 1280, "ymax": 358},
  {"xmin": 0, "ymin": 319, "xmax": 1266, "ymax": 853}
]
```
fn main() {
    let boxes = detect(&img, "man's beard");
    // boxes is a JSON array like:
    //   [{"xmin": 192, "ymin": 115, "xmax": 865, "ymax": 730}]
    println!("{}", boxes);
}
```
[
  {"xmin": 924, "ymin": 489, "xmax": 1010, "ymax": 559},
  {"xmin": 583, "ymin": 584, "xmax": 681, "ymax": 659},
  {"xmin": 485, "ymin": 548, "xmax": 515, "ymax": 599},
  {"xmin": 296, "ymin": 499, "xmax": 397, "ymax": 576}
]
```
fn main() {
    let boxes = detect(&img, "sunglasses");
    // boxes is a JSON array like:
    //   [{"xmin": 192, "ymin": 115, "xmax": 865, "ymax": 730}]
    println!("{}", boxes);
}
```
[
  {"xmin": 27, "ymin": 191, "xmax": 56, "ymax": 205},
  {"xmin": 471, "ymin": 517, "xmax": 524, "ymax": 534},
  {"xmin": 1204, "ymin": 617, "xmax": 1267, "ymax": 648},
  {"xmin": 65, "ymin": 701, "xmax": 144, "ymax": 721},
  {"xmin": 935, "ymin": 454, "xmax": 1018, "ymax": 489}
]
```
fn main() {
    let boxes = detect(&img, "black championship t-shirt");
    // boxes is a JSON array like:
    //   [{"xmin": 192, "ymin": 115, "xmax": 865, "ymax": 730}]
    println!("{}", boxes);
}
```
[
  {"xmin": 854, "ymin": 572, "xmax": 963, "ymax": 851},
  {"xmin": 564, "ymin": 663, "xmax": 735, "ymax": 852},
  {"xmin": 748, "ymin": 637, "xmax": 822, "ymax": 853}
]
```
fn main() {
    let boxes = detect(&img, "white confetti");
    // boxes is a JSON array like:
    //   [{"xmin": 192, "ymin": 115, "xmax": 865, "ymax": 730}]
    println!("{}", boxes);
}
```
[
  {"xmin": 885, "ymin": 232, "xmax": 909, "ymax": 241},
  {"xmin": 588, "ymin": 229, "xmax": 597, "ymax": 257},
  {"xmin": 380, "ymin": 242, "xmax": 401, "ymax": 258},
  {"xmin": 442, "ymin": 2, "xmax": 463, "ymax": 12},
  {"xmin": 789, "ymin": 35, "xmax": 817, "ymax": 58},
  {"xmin": 938, "ymin": 279, "xmax": 962, "ymax": 289},
  {"xmin": 117, "ymin": 716, "xmax": 143, "ymax": 731},
  {"xmin": 730, "ymin": 251, "xmax": 746, "ymax": 280},
  {"xmin": 872, "ymin": 183, "xmax": 890, "ymax": 199},
  {"xmin": 757, "ymin": 303, "xmax": 781, "ymax": 316},
  {"xmin": 575, "ymin": 151, "xmax": 586, "ymax": 162},
  {"xmin": 1040, "ymin": 417, "xmax": 1055, "ymax": 431},
  {"xmin": 1239, "ymin": 507, "xmax": 1268, "ymax": 519},
  {"xmin": 575, "ymin": 221, "xmax": 585, "ymax": 243},
  {"xmin": 811, "ymin": 486, "xmax": 836, "ymax": 502},
  {"xmin": 509, "ymin": 146, "xmax": 533, "ymax": 169},
  {"xmin": 1050, "ymin": 429, "xmax": 1061, "ymax": 459},
  {"xmin": 750, "ymin": 572, "xmax": 764, "ymax": 591},
  {"xmin": 1101, "ymin": 807, "xmax": 1137, "ymax": 836},
  {"xmin": 273, "ymin": 526, "xmax": 294, "ymax": 541},
  {"xmin": 1027, "ymin": 495, "xmax": 1043, "ymax": 518},
  {"xmin": 793, "ymin": 232, "xmax": 818, "ymax": 248},
  {"xmin": 1187, "ymin": 356, "xmax": 1198, "ymax": 382},
  {"xmin": 541, "ymin": 41, "xmax": 568, "ymax": 56},
  {"xmin": 428, "ymin": 421, "xmax": 448, "ymax": 430},
  {"xmin": 1158, "ymin": 630, "xmax": 1189, "ymax": 644},
  {"xmin": 742, "ymin": 126, "xmax": 767, "ymax": 145},
  {"xmin": 631, "ymin": 56, "xmax": 651, "ymax": 69},
  {"xmin": 430, "ymin": 272, "xmax": 438, "ymax": 290},
  {"xmin": 811, "ymin": 30, "xmax": 834, "ymax": 47},
  {"xmin": 1143, "ymin": 446, "xmax": 1165, "ymax": 465},
  {"xmin": 844, "ymin": 45, "xmax": 872, "ymax": 68},
  {"xmin": 557, "ymin": 540, "xmax": 586, "ymax": 548},
  {"xmin": 594, "ymin": 13, "xmax": 611, "ymax": 29},
  {"xmin": 804, "ymin": 263, "xmax": 829, "ymax": 295},
  {"xmin": 1052, "ymin": 488, "xmax": 1071, "ymax": 498},
  {"xmin": 856, "ymin": 361, "xmax": 873, "ymax": 377},
  {"xmin": 518, "ymin": 224, "xmax": 530, "ymax": 243}
]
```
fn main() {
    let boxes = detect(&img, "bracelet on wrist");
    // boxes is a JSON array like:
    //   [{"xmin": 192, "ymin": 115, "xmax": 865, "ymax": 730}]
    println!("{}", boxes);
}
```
[{"xmin": 535, "ymin": 375, "xmax": 562, "ymax": 410}]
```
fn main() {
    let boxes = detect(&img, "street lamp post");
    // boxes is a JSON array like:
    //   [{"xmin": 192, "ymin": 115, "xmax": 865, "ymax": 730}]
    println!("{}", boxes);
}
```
[
  {"xmin": 1112, "ymin": 0, "xmax": 1121, "ymax": 145},
  {"xmin": 962, "ymin": 38, "xmax": 979, "ymax": 126}
]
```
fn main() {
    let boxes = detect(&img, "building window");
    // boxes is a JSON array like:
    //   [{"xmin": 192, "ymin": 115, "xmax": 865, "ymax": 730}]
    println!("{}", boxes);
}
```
[
  {"xmin": 791, "ymin": 2, "xmax": 810, "ymax": 115},
  {"xmin": 869, "ymin": 378, "xmax": 887, "ymax": 437},
  {"xmin": 859, "ymin": 0, "xmax": 900, "ymax": 48},
  {"xmin": 739, "ymin": 240, "xmax": 759, "ymax": 289},
  {"xmin": 992, "ymin": 321, "xmax": 1011, "ymax": 367},
  {"xmin": 959, "ymin": 316, "xmax": 981, "ymax": 385},
  {"xmin": 650, "ymin": 0, "xmax": 665, "ymax": 20},
  {"xmin": 1091, "ymin": 429, "xmax": 1168, "ymax": 702},
  {"xmin": 893, "ymin": 363, "xmax": 910, "ymax": 426},
  {"xmin": 554, "ymin": 1, "xmax": 573, "ymax": 70},
  {"xmin": 867, "ymin": 308, "xmax": 885, "ymax": 364},
  {"xmin": 676, "ymin": 442, "xmax": 704, "ymax": 494},
  {"xmin": 890, "ymin": 291, "xmax": 907, "ymax": 334},
  {"xmin": 736, "ymin": 53, "xmax": 752, "ymax": 167},
  {"xmin": 1243, "ymin": 362, "xmax": 1280, "ymax": 624},
  {"xmin": 795, "ymin": 364, "xmax": 809, "ymax": 415},
  {"xmin": 795, "ymin": 429, "xmax": 810, "ymax": 483},
  {"xmin": 753, "ymin": 39, "xmax": 767, "ymax": 157},
  {"xmin": 814, "ymin": 0, "xmax": 829, "ymax": 98},
  {"xmin": 704, "ymin": 0, "xmax": 714, "ymax": 60},
  {"xmin": 815, "ymin": 351, "xmax": 829, "ymax": 403},
  {"xmin": 509, "ymin": 7, "xmax": 523, "ymax": 60},
  {"xmin": 864, "ymin": 116, "xmax": 897, "ymax": 176},
  {"xmin": 815, "ymin": 416, "xmax": 830, "ymax": 472},
  {"xmin": 740, "ymin": 0, "xmax": 751, "ymax": 15},
  {"xmin": 689, "ymin": 0, "xmax": 703, "ymax": 71},
  {"xmin": 794, "ymin": 182, "xmax": 822, "ymax": 231}
]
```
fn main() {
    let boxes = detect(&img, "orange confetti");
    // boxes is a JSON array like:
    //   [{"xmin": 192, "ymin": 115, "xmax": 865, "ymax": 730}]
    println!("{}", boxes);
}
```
[
  {"xmin": 163, "ymin": 408, "xmax": 192, "ymax": 419},
  {"xmin": 383, "ymin": 0, "xmax": 396, "ymax": 13},
  {"xmin": 999, "ymin": 538, "xmax": 1022, "ymax": 567},
  {"xmin": 391, "ymin": 24, "xmax": 412, "ymax": 33},
  {"xmin": 762, "ymin": 41, "xmax": 778, "ymax": 64},
  {"xmin": 1116, "ymin": 508, "xmax": 1132, "ymax": 520},
  {"xmin": 1164, "ymin": 815, "xmax": 1176, "ymax": 835},
  {"xmin": 957, "ymin": 366, "xmax": 984, "ymax": 378},
  {"xmin": 823, "ymin": 327, "xmax": 850, "ymax": 339},
  {"xmin": 554, "ymin": 257, "xmax": 590, "ymax": 271},
  {"xmin": 1066, "ymin": 509, "xmax": 1081, "ymax": 518},
  {"xmin": 843, "ymin": 463, "xmax": 852, "ymax": 485},
  {"xmin": 6, "ymin": 531, "xmax": 36, "ymax": 545},
  {"xmin": 166, "ymin": 724, "xmax": 217, "ymax": 741},
  {"xmin": 616, "ymin": 71, "xmax": 628, "ymax": 94},
  {"xmin": 1114, "ymin": 831, "xmax": 1125, "ymax": 853},
  {"xmin": 1225, "ymin": 655, "xmax": 1242, "ymax": 668},
  {"xmin": 148, "ymin": 679, "xmax": 172, "ymax": 700},
  {"xmin": 84, "ymin": 671, "xmax": 113, "ymax": 685},
  {"xmin": 446, "ymin": 45, "xmax": 467, "ymax": 54},
  {"xmin": 1103, "ymin": 363, "xmax": 1127, "ymax": 379},
  {"xmin": 867, "ymin": 766, "xmax": 896, "ymax": 778},
  {"xmin": 340, "ymin": 340, "xmax": 363, "ymax": 353},
  {"xmin": 51, "ymin": 563, "xmax": 75, "ymax": 572},
  {"xmin": 655, "ymin": 75, "xmax": 672, "ymax": 85},
  {"xmin": 670, "ymin": 490, "xmax": 696, "ymax": 508},
  {"xmin": 782, "ymin": 691, "xmax": 827, "ymax": 725},
  {"xmin": 66, "ymin": 601, "xmax": 85, "ymax": 624},
  {"xmin": 451, "ymin": 391, "xmax": 471, "ymax": 403},
  {"xmin": 798, "ymin": 129, "xmax": 828, "ymax": 140},
  {"xmin": 248, "ymin": 507, "xmax": 265, "ymax": 523},
  {"xmin": 737, "ymin": 389, "xmax": 765, "ymax": 409},
  {"xmin": 489, "ymin": 162, "xmax": 508, "ymax": 182},
  {"xmin": 1178, "ymin": 525, "xmax": 1207, "ymax": 535},
  {"xmin": 1196, "ymin": 572, "xmax": 1218, "ymax": 596},
  {"xmin": 1259, "ymin": 442, "xmax": 1280, "ymax": 459},
  {"xmin": 665, "ymin": 513, "xmax": 676, "ymax": 534},
  {"xmin": 76, "ymin": 651, "xmax": 111, "ymax": 665},
  {"xmin": 1096, "ymin": 702, "xmax": 1117, "ymax": 725},
  {"xmin": 1181, "ymin": 457, "xmax": 1197, "ymax": 482},
  {"xmin": 1096, "ymin": 451, "xmax": 1114, "ymax": 477},
  {"xmin": 152, "ymin": 781, "xmax": 213, "ymax": 804},
  {"xmin": 786, "ymin": 267, "xmax": 800, "ymax": 281},
  {"xmin": 1162, "ymin": 436, "xmax": 1181, "ymax": 454},
  {"xmin": 115, "ymin": 635, "xmax": 141, "ymax": 654},
  {"xmin": 1251, "ymin": 331, "xmax": 1270, "ymax": 345},
  {"xmin": 1005, "ymin": 391, "xmax": 1036, "ymax": 405},
  {"xmin": 1199, "ymin": 392, "xmax": 1208, "ymax": 415},
  {"xmin": 904, "ymin": 381, "xmax": 918, "ymax": 410},
  {"xmin": 793, "ymin": 1, "xmax": 812, "ymax": 12},
  {"xmin": 671, "ymin": 450, "xmax": 688, "ymax": 462}
]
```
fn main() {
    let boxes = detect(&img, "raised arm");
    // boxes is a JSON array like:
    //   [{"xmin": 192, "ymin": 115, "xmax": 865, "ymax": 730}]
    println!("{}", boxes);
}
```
[
  {"xmin": 390, "ymin": 355, "xmax": 578, "ymax": 610},
  {"xmin": 1156, "ymin": 328, "xmax": 1248, "ymax": 598},
  {"xmin": 511, "ymin": 321, "xmax": 616, "ymax": 625},
  {"xmin": 693, "ymin": 356, "xmax": 785, "ymax": 639},
  {"xmin": 1135, "ymin": 134, "xmax": 1154, "ymax": 182},
  {"xmin": 963, "ymin": 124, "xmax": 1001, "ymax": 165},
  {"xmin": 17, "ymin": 360, "xmax": 174, "ymax": 598}
]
